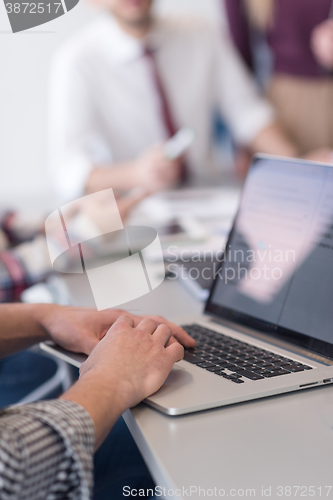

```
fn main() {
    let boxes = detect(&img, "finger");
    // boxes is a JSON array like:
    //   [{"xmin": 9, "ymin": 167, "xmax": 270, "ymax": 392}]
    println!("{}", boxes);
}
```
[
  {"xmin": 135, "ymin": 317, "xmax": 158, "ymax": 335},
  {"xmin": 112, "ymin": 315, "xmax": 135, "ymax": 328},
  {"xmin": 166, "ymin": 336, "xmax": 178, "ymax": 347},
  {"xmin": 168, "ymin": 324, "xmax": 196, "ymax": 347},
  {"xmin": 149, "ymin": 317, "xmax": 196, "ymax": 348},
  {"xmin": 94, "ymin": 309, "xmax": 123, "ymax": 329},
  {"xmin": 152, "ymin": 324, "xmax": 172, "ymax": 347},
  {"xmin": 117, "ymin": 314, "xmax": 143, "ymax": 327},
  {"xmin": 166, "ymin": 341, "xmax": 185, "ymax": 363},
  {"xmin": 106, "ymin": 310, "xmax": 145, "ymax": 328}
]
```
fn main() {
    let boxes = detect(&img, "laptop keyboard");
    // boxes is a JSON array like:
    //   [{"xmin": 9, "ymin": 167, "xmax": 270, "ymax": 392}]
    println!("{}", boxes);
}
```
[{"xmin": 182, "ymin": 324, "xmax": 312, "ymax": 384}]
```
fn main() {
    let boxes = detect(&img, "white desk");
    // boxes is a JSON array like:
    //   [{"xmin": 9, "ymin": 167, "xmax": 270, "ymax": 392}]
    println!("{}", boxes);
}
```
[{"xmin": 64, "ymin": 272, "xmax": 333, "ymax": 500}]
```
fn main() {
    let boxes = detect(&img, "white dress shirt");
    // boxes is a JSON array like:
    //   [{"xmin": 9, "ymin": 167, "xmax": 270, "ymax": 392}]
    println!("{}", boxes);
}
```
[{"xmin": 49, "ymin": 13, "xmax": 274, "ymax": 201}]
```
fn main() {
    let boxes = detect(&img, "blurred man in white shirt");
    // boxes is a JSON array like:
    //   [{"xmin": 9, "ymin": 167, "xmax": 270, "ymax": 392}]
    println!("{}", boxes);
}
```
[{"xmin": 49, "ymin": 0, "xmax": 298, "ymax": 201}]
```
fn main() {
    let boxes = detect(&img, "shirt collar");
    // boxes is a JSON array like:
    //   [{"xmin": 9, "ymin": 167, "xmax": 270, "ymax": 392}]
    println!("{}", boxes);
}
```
[{"xmin": 96, "ymin": 13, "xmax": 166, "ymax": 66}]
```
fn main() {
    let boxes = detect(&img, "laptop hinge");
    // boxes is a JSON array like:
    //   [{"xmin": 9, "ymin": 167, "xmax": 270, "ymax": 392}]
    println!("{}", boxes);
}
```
[{"xmin": 205, "ymin": 314, "xmax": 333, "ymax": 366}]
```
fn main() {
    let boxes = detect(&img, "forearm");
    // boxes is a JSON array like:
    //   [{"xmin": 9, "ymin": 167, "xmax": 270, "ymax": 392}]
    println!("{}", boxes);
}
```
[
  {"xmin": 249, "ymin": 123, "xmax": 299, "ymax": 158},
  {"xmin": 0, "ymin": 303, "xmax": 54, "ymax": 358},
  {"xmin": 86, "ymin": 162, "xmax": 141, "ymax": 193},
  {"xmin": 61, "ymin": 369, "xmax": 129, "ymax": 450}
]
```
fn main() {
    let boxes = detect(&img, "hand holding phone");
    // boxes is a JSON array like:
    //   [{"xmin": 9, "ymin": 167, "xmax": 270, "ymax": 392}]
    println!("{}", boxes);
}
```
[{"xmin": 163, "ymin": 128, "xmax": 195, "ymax": 160}]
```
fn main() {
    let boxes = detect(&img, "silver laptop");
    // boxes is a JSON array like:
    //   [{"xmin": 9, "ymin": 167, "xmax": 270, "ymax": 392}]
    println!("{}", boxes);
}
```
[{"xmin": 42, "ymin": 155, "xmax": 333, "ymax": 416}]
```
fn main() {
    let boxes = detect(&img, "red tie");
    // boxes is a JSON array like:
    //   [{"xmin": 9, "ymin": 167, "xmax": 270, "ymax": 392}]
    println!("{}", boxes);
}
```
[{"xmin": 144, "ymin": 46, "xmax": 188, "ymax": 182}]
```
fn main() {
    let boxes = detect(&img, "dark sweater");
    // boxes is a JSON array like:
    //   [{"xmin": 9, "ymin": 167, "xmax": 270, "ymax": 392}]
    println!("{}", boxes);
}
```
[{"xmin": 225, "ymin": 0, "xmax": 332, "ymax": 78}]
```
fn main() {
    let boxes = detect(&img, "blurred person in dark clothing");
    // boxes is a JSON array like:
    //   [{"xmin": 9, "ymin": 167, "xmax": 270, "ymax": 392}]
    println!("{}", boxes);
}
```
[{"xmin": 225, "ymin": 0, "xmax": 333, "ymax": 170}]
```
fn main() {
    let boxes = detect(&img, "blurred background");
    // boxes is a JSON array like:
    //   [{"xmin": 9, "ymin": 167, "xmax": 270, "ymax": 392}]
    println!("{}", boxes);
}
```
[{"xmin": 0, "ymin": 0, "xmax": 229, "ymax": 211}]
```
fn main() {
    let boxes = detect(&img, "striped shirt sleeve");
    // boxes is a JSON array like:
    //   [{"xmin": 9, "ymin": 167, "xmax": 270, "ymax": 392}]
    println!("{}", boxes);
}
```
[{"xmin": 0, "ymin": 399, "xmax": 95, "ymax": 500}]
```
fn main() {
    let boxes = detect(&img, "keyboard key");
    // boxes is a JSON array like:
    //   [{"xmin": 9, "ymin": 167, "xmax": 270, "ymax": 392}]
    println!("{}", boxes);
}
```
[
  {"xmin": 224, "ymin": 355, "xmax": 238, "ymax": 363},
  {"xmin": 271, "ymin": 360, "xmax": 289, "ymax": 367},
  {"xmin": 206, "ymin": 366, "xmax": 225, "ymax": 372},
  {"xmin": 216, "ymin": 355, "xmax": 231, "ymax": 362},
  {"xmin": 196, "ymin": 361, "xmax": 217, "ymax": 368},
  {"xmin": 205, "ymin": 347, "xmax": 219, "ymax": 353},
  {"xmin": 253, "ymin": 360, "xmax": 267, "ymax": 366},
  {"xmin": 261, "ymin": 363, "xmax": 275, "ymax": 368},
  {"xmin": 201, "ymin": 354, "xmax": 216, "ymax": 360},
  {"xmin": 191, "ymin": 350, "xmax": 206, "ymax": 357},
  {"xmin": 224, "ymin": 364, "xmax": 238, "ymax": 370},
  {"xmin": 282, "ymin": 364, "xmax": 305, "ymax": 372},
  {"xmin": 237, "ymin": 370, "xmax": 265, "ymax": 380},
  {"xmin": 264, "ymin": 369, "xmax": 290, "ymax": 377},
  {"xmin": 184, "ymin": 352, "xmax": 204, "ymax": 364},
  {"xmin": 252, "ymin": 368, "xmax": 269, "ymax": 375},
  {"xmin": 242, "ymin": 364, "xmax": 258, "ymax": 371},
  {"xmin": 209, "ymin": 357, "xmax": 223, "ymax": 363},
  {"xmin": 215, "ymin": 361, "xmax": 231, "ymax": 368},
  {"xmin": 234, "ymin": 360, "xmax": 251, "ymax": 366}
]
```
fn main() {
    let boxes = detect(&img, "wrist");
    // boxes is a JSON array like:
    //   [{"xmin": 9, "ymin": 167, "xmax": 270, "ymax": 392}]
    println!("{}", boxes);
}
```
[
  {"xmin": 62, "ymin": 368, "xmax": 131, "ymax": 448},
  {"xmin": 80, "ymin": 366, "xmax": 134, "ymax": 411},
  {"xmin": 29, "ymin": 303, "xmax": 60, "ymax": 341},
  {"xmin": 127, "ymin": 159, "xmax": 143, "ymax": 186}
]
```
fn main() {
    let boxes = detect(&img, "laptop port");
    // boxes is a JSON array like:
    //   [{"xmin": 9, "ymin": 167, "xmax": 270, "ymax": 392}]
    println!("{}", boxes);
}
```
[
  {"xmin": 299, "ymin": 382, "xmax": 318, "ymax": 388},
  {"xmin": 323, "ymin": 378, "xmax": 333, "ymax": 384}
]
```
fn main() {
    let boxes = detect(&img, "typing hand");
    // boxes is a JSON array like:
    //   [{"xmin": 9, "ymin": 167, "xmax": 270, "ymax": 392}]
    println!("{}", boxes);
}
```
[
  {"xmin": 79, "ymin": 315, "xmax": 185, "ymax": 409},
  {"xmin": 38, "ymin": 305, "xmax": 195, "ymax": 355},
  {"xmin": 138, "ymin": 314, "xmax": 195, "ymax": 348}
]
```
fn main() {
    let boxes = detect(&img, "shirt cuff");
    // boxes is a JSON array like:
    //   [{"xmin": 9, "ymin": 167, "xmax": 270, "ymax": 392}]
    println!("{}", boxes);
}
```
[
  {"xmin": 233, "ymin": 101, "xmax": 275, "ymax": 146},
  {"xmin": 52, "ymin": 154, "xmax": 92, "ymax": 203}
]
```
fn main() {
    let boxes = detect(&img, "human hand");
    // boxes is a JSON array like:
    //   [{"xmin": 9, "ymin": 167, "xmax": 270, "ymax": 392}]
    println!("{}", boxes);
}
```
[
  {"xmin": 304, "ymin": 148, "xmax": 333, "ymax": 164},
  {"xmin": 311, "ymin": 19, "xmax": 333, "ymax": 71},
  {"xmin": 79, "ymin": 315, "xmax": 185, "ymax": 409},
  {"xmin": 134, "ymin": 143, "xmax": 182, "ymax": 192},
  {"xmin": 135, "ymin": 313, "xmax": 195, "ymax": 348},
  {"xmin": 74, "ymin": 187, "xmax": 148, "ymax": 237},
  {"xmin": 37, "ymin": 305, "xmax": 124, "ymax": 355},
  {"xmin": 37, "ymin": 305, "xmax": 195, "ymax": 355}
]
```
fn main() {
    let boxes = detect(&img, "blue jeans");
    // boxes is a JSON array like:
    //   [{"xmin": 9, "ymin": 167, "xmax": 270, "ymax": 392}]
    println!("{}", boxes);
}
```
[
  {"xmin": 0, "ymin": 350, "xmax": 61, "ymax": 406},
  {"xmin": 94, "ymin": 417, "xmax": 155, "ymax": 499}
]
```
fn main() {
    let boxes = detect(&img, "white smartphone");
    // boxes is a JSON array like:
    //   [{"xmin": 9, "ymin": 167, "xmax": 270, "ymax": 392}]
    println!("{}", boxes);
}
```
[{"xmin": 163, "ymin": 127, "xmax": 195, "ymax": 160}]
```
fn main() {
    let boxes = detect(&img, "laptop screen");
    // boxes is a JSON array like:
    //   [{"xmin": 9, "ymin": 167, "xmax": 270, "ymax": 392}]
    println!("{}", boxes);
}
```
[{"xmin": 206, "ymin": 156, "xmax": 333, "ymax": 359}]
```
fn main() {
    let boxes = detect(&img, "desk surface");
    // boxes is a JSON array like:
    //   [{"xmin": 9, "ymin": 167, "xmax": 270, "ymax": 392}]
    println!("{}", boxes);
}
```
[{"xmin": 64, "ymin": 273, "xmax": 333, "ymax": 500}]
